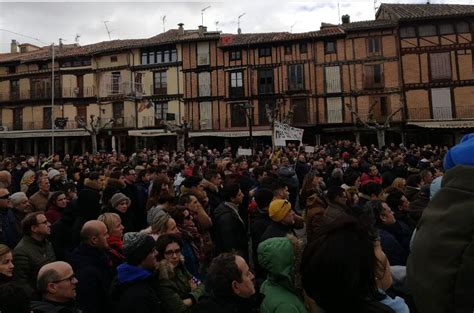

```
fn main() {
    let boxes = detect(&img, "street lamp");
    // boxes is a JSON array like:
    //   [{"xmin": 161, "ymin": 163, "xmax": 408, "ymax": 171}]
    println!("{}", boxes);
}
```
[{"xmin": 239, "ymin": 102, "xmax": 254, "ymax": 150}]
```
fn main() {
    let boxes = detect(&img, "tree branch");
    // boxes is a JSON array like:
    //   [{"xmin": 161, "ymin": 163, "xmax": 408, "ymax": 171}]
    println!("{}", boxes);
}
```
[
  {"xmin": 383, "ymin": 107, "xmax": 403, "ymax": 128},
  {"xmin": 345, "ymin": 103, "xmax": 376, "ymax": 130}
]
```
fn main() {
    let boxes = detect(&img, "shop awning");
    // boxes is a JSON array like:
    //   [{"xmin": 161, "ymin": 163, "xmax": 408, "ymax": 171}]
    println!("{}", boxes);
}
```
[
  {"xmin": 189, "ymin": 130, "xmax": 272, "ymax": 138},
  {"xmin": 407, "ymin": 120, "xmax": 474, "ymax": 129},
  {"xmin": 128, "ymin": 129, "xmax": 176, "ymax": 137},
  {"xmin": 0, "ymin": 129, "xmax": 89, "ymax": 139}
]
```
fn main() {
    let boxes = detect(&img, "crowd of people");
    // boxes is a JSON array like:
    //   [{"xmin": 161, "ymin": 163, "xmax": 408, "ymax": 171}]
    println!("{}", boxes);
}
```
[{"xmin": 0, "ymin": 137, "xmax": 472, "ymax": 313}]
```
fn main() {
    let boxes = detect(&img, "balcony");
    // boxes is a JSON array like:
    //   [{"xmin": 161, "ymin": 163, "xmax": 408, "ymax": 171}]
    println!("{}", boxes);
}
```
[
  {"xmin": 103, "ymin": 82, "xmax": 132, "ymax": 97},
  {"xmin": 102, "ymin": 117, "xmax": 137, "ymax": 128},
  {"xmin": 30, "ymin": 87, "xmax": 61, "ymax": 100},
  {"xmin": 62, "ymin": 86, "xmax": 96, "ymax": 98}
]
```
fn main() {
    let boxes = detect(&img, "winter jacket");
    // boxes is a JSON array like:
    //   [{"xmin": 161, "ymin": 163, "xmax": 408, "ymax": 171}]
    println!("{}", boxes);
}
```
[
  {"xmin": 408, "ymin": 165, "xmax": 474, "ymax": 313},
  {"xmin": 44, "ymin": 204, "xmax": 64, "ymax": 225},
  {"xmin": 68, "ymin": 243, "xmax": 113, "ymax": 313},
  {"xmin": 123, "ymin": 182, "xmax": 145, "ymax": 229},
  {"xmin": 50, "ymin": 204, "xmax": 76, "ymax": 261},
  {"xmin": 377, "ymin": 221, "xmax": 413, "ymax": 266},
  {"xmin": 12, "ymin": 236, "xmax": 56, "ymax": 295},
  {"xmin": 257, "ymin": 236, "xmax": 308, "ymax": 313},
  {"xmin": 195, "ymin": 294, "xmax": 262, "ymax": 313},
  {"xmin": 204, "ymin": 182, "xmax": 223, "ymax": 216},
  {"xmin": 72, "ymin": 180, "xmax": 102, "ymax": 246},
  {"xmin": 0, "ymin": 207, "xmax": 21, "ymax": 248},
  {"xmin": 260, "ymin": 222, "xmax": 294, "ymax": 243},
  {"xmin": 108, "ymin": 263, "xmax": 161, "ymax": 313},
  {"xmin": 29, "ymin": 191, "xmax": 51, "ymax": 212},
  {"xmin": 31, "ymin": 300, "xmax": 82, "ymax": 313},
  {"xmin": 212, "ymin": 202, "xmax": 249, "ymax": 261},
  {"xmin": 157, "ymin": 260, "xmax": 205, "ymax": 313},
  {"xmin": 250, "ymin": 209, "xmax": 272, "ymax": 282}
]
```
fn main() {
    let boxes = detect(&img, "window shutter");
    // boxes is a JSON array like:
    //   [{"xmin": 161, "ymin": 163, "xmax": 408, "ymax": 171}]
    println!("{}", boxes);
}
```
[
  {"xmin": 325, "ymin": 66, "xmax": 341, "ymax": 93},
  {"xmin": 197, "ymin": 42, "xmax": 210, "ymax": 65},
  {"xmin": 430, "ymin": 53, "xmax": 451, "ymax": 80},
  {"xmin": 199, "ymin": 102, "xmax": 212, "ymax": 129},
  {"xmin": 199, "ymin": 72, "xmax": 211, "ymax": 97},
  {"xmin": 327, "ymin": 97, "xmax": 343, "ymax": 123}
]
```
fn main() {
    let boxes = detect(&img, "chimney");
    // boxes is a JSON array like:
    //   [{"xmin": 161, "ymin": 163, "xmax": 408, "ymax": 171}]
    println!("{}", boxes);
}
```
[
  {"xmin": 198, "ymin": 25, "xmax": 207, "ymax": 35},
  {"xmin": 237, "ymin": 28, "xmax": 242, "ymax": 34},
  {"xmin": 341, "ymin": 14, "xmax": 350, "ymax": 24},
  {"xmin": 59, "ymin": 38, "xmax": 64, "ymax": 49},
  {"xmin": 10, "ymin": 40, "xmax": 18, "ymax": 53},
  {"xmin": 178, "ymin": 23, "xmax": 184, "ymax": 34}
]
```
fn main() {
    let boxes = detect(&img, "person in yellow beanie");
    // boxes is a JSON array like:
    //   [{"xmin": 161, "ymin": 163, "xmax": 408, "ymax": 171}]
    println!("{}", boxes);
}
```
[{"xmin": 260, "ymin": 199, "xmax": 297, "ymax": 242}]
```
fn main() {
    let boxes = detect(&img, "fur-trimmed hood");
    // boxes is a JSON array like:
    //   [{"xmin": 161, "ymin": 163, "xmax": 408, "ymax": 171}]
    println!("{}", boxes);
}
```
[
  {"xmin": 105, "ymin": 178, "xmax": 126, "ymax": 189},
  {"xmin": 257, "ymin": 234, "xmax": 304, "ymax": 294},
  {"xmin": 84, "ymin": 178, "xmax": 102, "ymax": 190},
  {"xmin": 157, "ymin": 258, "xmax": 185, "ymax": 280}
]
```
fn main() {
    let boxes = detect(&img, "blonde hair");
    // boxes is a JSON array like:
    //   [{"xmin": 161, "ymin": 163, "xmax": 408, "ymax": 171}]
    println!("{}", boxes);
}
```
[
  {"xmin": 97, "ymin": 213, "xmax": 121, "ymax": 234},
  {"xmin": 391, "ymin": 178, "xmax": 406, "ymax": 190},
  {"xmin": 0, "ymin": 244, "xmax": 10, "ymax": 257}
]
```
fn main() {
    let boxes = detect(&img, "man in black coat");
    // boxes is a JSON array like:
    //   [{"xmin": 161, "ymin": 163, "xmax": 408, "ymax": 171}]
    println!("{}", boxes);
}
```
[
  {"xmin": 203, "ymin": 169, "xmax": 223, "ymax": 216},
  {"xmin": 68, "ymin": 220, "xmax": 114, "ymax": 313},
  {"xmin": 212, "ymin": 183, "xmax": 248, "ymax": 261},
  {"xmin": 121, "ymin": 167, "xmax": 144, "ymax": 229},
  {"xmin": 108, "ymin": 232, "xmax": 160, "ymax": 313},
  {"xmin": 31, "ymin": 261, "xmax": 81, "ymax": 313},
  {"xmin": 195, "ymin": 253, "xmax": 260, "ymax": 313}
]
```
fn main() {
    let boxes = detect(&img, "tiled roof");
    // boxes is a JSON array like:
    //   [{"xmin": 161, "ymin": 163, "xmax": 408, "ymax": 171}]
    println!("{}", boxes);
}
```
[
  {"xmin": 0, "ymin": 28, "xmax": 221, "ymax": 64},
  {"xmin": 377, "ymin": 3, "xmax": 474, "ymax": 21},
  {"xmin": 340, "ymin": 19, "xmax": 398, "ymax": 32}
]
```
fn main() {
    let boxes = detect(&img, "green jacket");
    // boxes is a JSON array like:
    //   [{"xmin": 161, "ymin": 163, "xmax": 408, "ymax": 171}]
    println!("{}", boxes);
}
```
[
  {"xmin": 157, "ymin": 260, "xmax": 205, "ymax": 313},
  {"xmin": 258, "ymin": 236, "xmax": 308, "ymax": 313},
  {"xmin": 408, "ymin": 165, "xmax": 474, "ymax": 313},
  {"xmin": 13, "ymin": 235, "xmax": 56, "ymax": 295}
]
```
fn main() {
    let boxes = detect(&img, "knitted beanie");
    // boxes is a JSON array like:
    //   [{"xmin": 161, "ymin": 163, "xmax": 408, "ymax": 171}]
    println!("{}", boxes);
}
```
[
  {"xmin": 443, "ymin": 133, "xmax": 474, "ymax": 170},
  {"xmin": 110, "ymin": 193, "xmax": 131, "ymax": 208},
  {"xmin": 268, "ymin": 199, "xmax": 292, "ymax": 222},
  {"xmin": 47, "ymin": 169, "xmax": 61, "ymax": 180},
  {"xmin": 123, "ymin": 232, "xmax": 156, "ymax": 265},
  {"xmin": 147, "ymin": 206, "xmax": 170, "ymax": 229}
]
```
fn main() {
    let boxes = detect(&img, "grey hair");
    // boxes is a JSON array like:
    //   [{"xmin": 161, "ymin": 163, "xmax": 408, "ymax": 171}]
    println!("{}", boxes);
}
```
[{"xmin": 10, "ymin": 192, "xmax": 27, "ymax": 206}]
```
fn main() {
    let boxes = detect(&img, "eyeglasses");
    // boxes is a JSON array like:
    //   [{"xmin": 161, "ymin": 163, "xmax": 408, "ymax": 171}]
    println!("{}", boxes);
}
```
[
  {"xmin": 0, "ymin": 194, "xmax": 10, "ymax": 200},
  {"xmin": 164, "ymin": 248, "xmax": 181, "ymax": 256},
  {"xmin": 52, "ymin": 274, "xmax": 76, "ymax": 284}
]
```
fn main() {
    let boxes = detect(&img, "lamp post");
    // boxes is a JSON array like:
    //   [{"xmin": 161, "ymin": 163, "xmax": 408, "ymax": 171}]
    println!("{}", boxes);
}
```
[
  {"xmin": 51, "ymin": 43, "xmax": 55, "ymax": 155},
  {"xmin": 239, "ymin": 102, "xmax": 254, "ymax": 151}
]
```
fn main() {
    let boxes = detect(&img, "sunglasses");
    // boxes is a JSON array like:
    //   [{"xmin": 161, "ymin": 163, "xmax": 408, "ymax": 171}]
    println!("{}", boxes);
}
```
[{"xmin": 0, "ymin": 194, "xmax": 10, "ymax": 200}]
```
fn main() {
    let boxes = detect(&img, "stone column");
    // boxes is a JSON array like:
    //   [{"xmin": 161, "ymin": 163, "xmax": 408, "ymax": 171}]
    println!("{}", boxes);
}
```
[
  {"xmin": 34, "ymin": 139, "xmax": 38, "ymax": 156},
  {"xmin": 315, "ymin": 134, "xmax": 321, "ymax": 146},
  {"xmin": 355, "ymin": 132, "xmax": 361, "ymax": 144},
  {"xmin": 81, "ymin": 138, "xmax": 86, "ymax": 155}
]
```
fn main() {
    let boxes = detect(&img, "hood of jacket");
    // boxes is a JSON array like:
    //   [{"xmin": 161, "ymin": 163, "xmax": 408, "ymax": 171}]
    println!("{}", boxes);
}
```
[
  {"xmin": 213, "ymin": 202, "xmax": 239, "ymax": 221},
  {"xmin": 257, "ymin": 235, "xmax": 303, "ymax": 293},
  {"xmin": 117, "ymin": 263, "xmax": 152, "ymax": 284},
  {"xmin": 277, "ymin": 166, "xmax": 295, "ymax": 178},
  {"xmin": 157, "ymin": 258, "xmax": 184, "ymax": 280},
  {"xmin": 83, "ymin": 178, "xmax": 102, "ymax": 191}
]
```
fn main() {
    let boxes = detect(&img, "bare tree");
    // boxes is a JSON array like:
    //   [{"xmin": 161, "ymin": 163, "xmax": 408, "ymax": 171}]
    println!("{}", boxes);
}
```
[
  {"xmin": 265, "ymin": 99, "xmax": 298, "ymax": 148},
  {"xmin": 345, "ymin": 102, "xmax": 403, "ymax": 148},
  {"xmin": 160, "ymin": 119, "xmax": 188, "ymax": 152},
  {"xmin": 75, "ymin": 115, "xmax": 114, "ymax": 154}
]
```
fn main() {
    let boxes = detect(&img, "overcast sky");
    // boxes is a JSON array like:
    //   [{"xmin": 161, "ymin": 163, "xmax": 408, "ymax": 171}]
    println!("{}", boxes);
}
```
[{"xmin": 1, "ymin": 0, "xmax": 473, "ymax": 53}]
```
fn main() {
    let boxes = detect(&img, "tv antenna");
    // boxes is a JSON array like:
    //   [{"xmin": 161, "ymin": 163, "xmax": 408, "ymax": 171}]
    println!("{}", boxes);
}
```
[
  {"xmin": 161, "ymin": 15, "xmax": 166, "ymax": 32},
  {"xmin": 290, "ymin": 22, "xmax": 297, "ymax": 33},
  {"xmin": 215, "ymin": 20, "xmax": 219, "ymax": 31},
  {"xmin": 201, "ymin": 5, "xmax": 211, "ymax": 26},
  {"xmin": 75, "ymin": 34, "xmax": 81, "ymax": 44},
  {"xmin": 103, "ymin": 21, "xmax": 112, "ymax": 40},
  {"xmin": 238, "ymin": 13, "xmax": 246, "ymax": 33}
]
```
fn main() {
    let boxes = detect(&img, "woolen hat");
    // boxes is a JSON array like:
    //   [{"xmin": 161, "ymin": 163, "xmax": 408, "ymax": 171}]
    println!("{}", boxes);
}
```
[
  {"xmin": 47, "ymin": 169, "xmax": 61, "ymax": 180},
  {"xmin": 110, "ymin": 193, "xmax": 130, "ymax": 208},
  {"xmin": 268, "ymin": 199, "xmax": 292, "ymax": 222},
  {"xmin": 147, "ymin": 206, "xmax": 170, "ymax": 228},
  {"xmin": 123, "ymin": 232, "xmax": 156, "ymax": 265}
]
